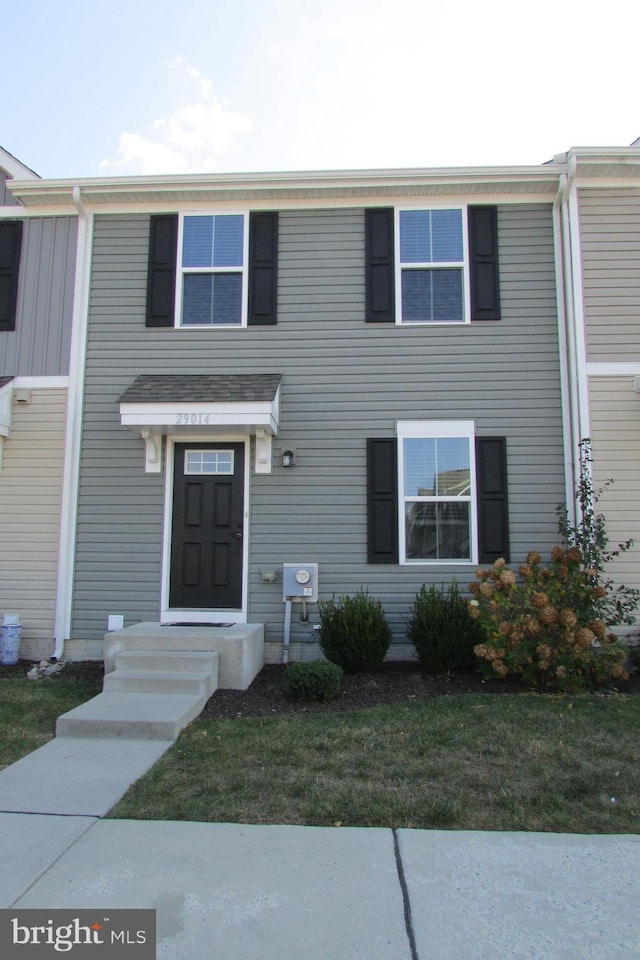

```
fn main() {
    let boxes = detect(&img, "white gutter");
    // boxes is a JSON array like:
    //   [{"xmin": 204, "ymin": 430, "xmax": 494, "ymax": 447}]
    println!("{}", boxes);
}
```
[
  {"xmin": 552, "ymin": 174, "xmax": 576, "ymax": 522},
  {"xmin": 52, "ymin": 186, "xmax": 93, "ymax": 660},
  {"xmin": 558, "ymin": 155, "xmax": 590, "ymax": 522},
  {"xmin": 7, "ymin": 163, "xmax": 563, "ymax": 209}
]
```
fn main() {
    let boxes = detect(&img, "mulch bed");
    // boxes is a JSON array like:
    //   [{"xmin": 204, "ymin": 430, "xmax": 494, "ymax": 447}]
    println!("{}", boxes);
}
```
[
  {"xmin": 200, "ymin": 661, "xmax": 640, "ymax": 719},
  {"xmin": 3, "ymin": 659, "xmax": 638, "ymax": 720}
]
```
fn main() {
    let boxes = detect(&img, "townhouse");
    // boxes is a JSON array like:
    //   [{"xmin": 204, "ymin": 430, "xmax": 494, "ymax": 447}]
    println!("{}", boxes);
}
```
[{"xmin": 3, "ymin": 141, "xmax": 638, "ymax": 664}]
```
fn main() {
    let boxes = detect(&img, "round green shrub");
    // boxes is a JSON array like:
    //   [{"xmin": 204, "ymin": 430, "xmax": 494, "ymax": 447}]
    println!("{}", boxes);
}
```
[
  {"xmin": 318, "ymin": 589, "xmax": 392, "ymax": 673},
  {"xmin": 407, "ymin": 581, "xmax": 484, "ymax": 673},
  {"xmin": 283, "ymin": 661, "xmax": 343, "ymax": 702}
]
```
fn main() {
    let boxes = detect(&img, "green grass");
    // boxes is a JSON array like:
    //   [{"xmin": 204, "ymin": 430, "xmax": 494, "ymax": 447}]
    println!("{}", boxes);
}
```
[
  {"xmin": 0, "ymin": 666, "xmax": 103, "ymax": 770},
  {"xmin": 109, "ymin": 692, "xmax": 640, "ymax": 833}
]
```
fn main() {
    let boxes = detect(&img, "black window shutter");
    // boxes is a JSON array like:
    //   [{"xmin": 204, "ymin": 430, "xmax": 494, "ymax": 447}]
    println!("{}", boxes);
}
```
[
  {"xmin": 476, "ymin": 436, "xmax": 509, "ymax": 563},
  {"xmin": 367, "ymin": 438, "xmax": 398, "ymax": 563},
  {"xmin": 0, "ymin": 221, "xmax": 23, "ymax": 332},
  {"xmin": 468, "ymin": 206, "xmax": 500, "ymax": 321},
  {"xmin": 146, "ymin": 215, "xmax": 178, "ymax": 327},
  {"xmin": 248, "ymin": 212, "xmax": 278, "ymax": 325},
  {"xmin": 365, "ymin": 208, "xmax": 395, "ymax": 323}
]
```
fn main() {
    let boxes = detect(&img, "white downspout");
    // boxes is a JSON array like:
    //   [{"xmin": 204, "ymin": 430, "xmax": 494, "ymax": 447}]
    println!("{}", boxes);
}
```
[
  {"xmin": 552, "ymin": 172, "xmax": 577, "ymax": 522},
  {"xmin": 566, "ymin": 157, "xmax": 591, "ymax": 446},
  {"xmin": 558, "ymin": 155, "xmax": 589, "ymax": 520},
  {"xmin": 52, "ymin": 187, "xmax": 93, "ymax": 661}
]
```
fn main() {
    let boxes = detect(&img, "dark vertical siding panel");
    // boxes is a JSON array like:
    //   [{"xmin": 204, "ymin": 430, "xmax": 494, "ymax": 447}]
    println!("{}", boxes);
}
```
[{"xmin": 0, "ymin": 216, "xmax": 77, "ymax": 374}]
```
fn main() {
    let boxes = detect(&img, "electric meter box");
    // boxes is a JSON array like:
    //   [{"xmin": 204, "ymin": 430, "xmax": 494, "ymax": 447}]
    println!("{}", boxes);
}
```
[{"xmin": 282, "ymin": 563, "xmax": 319, "ymax": 602}]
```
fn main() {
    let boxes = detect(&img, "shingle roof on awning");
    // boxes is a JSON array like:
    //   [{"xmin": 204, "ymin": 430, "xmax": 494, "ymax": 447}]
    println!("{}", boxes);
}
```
[
  {"xmin": 119, "ymin": 374, "xmax": 282, "ymax": 474},
  {"xmin": 119, "ymin": 373, "xmax": 281, "ymax": 404}
]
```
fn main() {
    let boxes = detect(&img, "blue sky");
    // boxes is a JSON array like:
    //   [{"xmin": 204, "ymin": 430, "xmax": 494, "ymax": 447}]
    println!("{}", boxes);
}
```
[{"xmin": 3, "ymin": 0, "xmax": 639, "ymax": 179}]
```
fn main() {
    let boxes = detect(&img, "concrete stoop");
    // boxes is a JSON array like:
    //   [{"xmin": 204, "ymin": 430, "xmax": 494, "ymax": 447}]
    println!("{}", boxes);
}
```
[
  {"xmin": 55, "ymin": 623, "xmax": 264, "ymax": 742},
  {"xmin": 56, "ymin": 650, "xmax": 220, "ymax": 741},
  {"xmin": 104, "ymin": 622, "xmax": 264, "ymax": 690}
]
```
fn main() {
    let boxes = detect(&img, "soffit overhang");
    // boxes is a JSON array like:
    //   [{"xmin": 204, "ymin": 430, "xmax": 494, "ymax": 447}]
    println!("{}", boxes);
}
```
[
  {"xmin": 554, "ymin": 147, "xmax": 640, "ymax": 184},
  {"xmin": 8, "ymin": 164, "xmax": 565, "ymax": 208}
]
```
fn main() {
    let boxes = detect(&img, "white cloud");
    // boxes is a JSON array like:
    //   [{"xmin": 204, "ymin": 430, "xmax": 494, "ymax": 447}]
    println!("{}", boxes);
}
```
[{"xmin": 100, "ymin": 58, "xmax": 252, "ymax": 175}]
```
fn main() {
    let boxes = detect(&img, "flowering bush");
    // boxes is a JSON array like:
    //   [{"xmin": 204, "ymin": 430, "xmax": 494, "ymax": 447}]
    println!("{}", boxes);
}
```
[{"xmin": 468, "ymin": 550, "xmax": 629, "ymax": 691}]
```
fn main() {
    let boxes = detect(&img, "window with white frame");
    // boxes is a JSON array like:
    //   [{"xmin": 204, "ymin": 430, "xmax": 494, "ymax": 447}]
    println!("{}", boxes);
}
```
[
  {"xmin": 398, "ymin": 421, "xmax": 476, "ymax": 562},
  {"xmin": 397, "ymin": 208, "xmax": 469, "ymax": 324},
  {"xmin": 178, "ymin": 214, "xmax": 247, "ymax": 326}
]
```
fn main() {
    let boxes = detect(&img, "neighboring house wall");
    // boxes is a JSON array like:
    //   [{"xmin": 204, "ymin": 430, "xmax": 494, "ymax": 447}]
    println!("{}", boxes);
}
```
[
  {"xmin": 72, "ymin": 203, "xmax": 566, "ymax": 653},
  {"xmin": 0, "ymin": 216, "xmax": 77, "ymax": 376},
  {"xmin": 588, "ymin": 376, "xmax": 640, "ymax": 588},
  {"xmin": 0, "ymin": 212, "xmax": 78, "ymax": 658},
  {"xmin": 0, "ymin": 388, "xmax": 67, "ymax": 659},
  {"xmin": 0, "ymin": 173, "xmax": 20, "ymax": 206},
  {"xmin": 580, "ymin": 188, "xmax": 640, "ymax": 596}
]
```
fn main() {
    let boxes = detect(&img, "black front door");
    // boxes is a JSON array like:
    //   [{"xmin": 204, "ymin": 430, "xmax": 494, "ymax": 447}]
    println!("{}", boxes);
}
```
[{"xmin": 169, "ymin": 443, "xmax": 244, "ymax": 609}]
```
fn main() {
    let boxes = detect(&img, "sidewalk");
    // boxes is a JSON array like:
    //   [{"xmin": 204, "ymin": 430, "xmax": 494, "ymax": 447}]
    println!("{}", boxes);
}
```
[{"xmin": 1, "ymin": 741, "xmax": 639, "ymax": 959}]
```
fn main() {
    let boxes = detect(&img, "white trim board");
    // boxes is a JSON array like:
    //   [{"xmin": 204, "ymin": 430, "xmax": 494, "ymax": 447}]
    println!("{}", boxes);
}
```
[
  {"xmin": 587, "ymin": 363, "xmax": 640, "ymax": 376},
  {"xmin": 11, "ymin": 376, "xmax": 69, "ymax": 389}
]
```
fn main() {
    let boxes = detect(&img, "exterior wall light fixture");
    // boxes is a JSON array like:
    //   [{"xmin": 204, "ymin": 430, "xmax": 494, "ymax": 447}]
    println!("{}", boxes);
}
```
[{"xmin": 282, "ymin": 450, "xmax": 294, "ymax": 468}]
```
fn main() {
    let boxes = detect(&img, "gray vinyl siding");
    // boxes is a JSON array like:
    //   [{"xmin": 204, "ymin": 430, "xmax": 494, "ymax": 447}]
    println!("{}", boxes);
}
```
[
  {"xmin": 0, "ymin": 216, "xmax": 77, "ymax": 376},
  {"xmin": 579, "ymin": 189, "xmax": 640, "ymax": 362},
  {"xmin": 72, "ymin": 205, "xmax": 565, "ymax": 646}
]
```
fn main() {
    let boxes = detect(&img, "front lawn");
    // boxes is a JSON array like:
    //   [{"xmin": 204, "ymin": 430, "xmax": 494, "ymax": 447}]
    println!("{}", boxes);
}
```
[
  {"xmin": 0, "ymin": 663, "xmax": 103, "ymax": 770},
  {"xmin": 109, "ymin": 691, "xmax": 640, "ymax": 833}
]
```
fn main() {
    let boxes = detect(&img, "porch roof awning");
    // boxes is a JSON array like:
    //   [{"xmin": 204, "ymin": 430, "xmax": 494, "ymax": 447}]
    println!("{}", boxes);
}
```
[
  {"xmin": 119, "ymin": 374, "xmax": 282, "ymax": 474},
  {"xmin": 119, "ymin": 373, "xmax": 282, "ymax": 433}
]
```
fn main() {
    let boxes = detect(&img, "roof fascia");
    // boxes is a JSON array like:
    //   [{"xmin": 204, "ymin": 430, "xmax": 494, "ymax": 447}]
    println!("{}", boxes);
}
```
[
  {"xmin": 563, "ymin": 147, "xmax": 640, "ymax": 188},
  {"xmin": 8, "ymin": 163, "xmax": 566, "ymax": 207}
]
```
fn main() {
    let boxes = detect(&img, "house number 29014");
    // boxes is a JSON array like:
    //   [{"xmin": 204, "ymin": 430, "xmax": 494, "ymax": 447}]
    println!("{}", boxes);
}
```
[{"xmin": 176, "ymin": 413, "xmax": 211, "ymax": 425}]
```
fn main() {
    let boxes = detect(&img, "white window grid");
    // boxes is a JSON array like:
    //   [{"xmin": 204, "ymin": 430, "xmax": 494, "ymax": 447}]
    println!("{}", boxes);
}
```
[
  {"xmin": 184, "ymin": 449, "xmax": 235, "ymax": 475},
  {"xmin": 397, "ymin": 420, "xmax": 478, "ymax": 564},
  {"xmin": 394, "ymin": 205, "xmax": 471, "ymax": 326},
  {"xmin": 175, "ymin": 211, "xmax": 250, "ymax": 328}
]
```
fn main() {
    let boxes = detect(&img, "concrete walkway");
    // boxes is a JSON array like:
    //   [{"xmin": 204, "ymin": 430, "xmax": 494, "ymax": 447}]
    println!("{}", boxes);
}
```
[{"xmin": 1, "ymin": 741, "xmax": 639, "ymax": 959}]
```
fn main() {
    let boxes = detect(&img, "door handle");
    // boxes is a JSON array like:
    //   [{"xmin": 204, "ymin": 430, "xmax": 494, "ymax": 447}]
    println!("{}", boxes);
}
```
[{"xmin": 235, "ymin": 532, "xmax": 243, "ymax": 540}]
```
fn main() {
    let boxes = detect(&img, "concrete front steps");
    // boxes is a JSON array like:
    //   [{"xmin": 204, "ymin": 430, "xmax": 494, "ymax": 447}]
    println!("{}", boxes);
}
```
[
  {"xmin": 56, "ymin": 649, "xmax": 219, "ymax": 741},
  {"xmin": 55, "ymin": 623, "xmax": 264, "ymax": 742}
]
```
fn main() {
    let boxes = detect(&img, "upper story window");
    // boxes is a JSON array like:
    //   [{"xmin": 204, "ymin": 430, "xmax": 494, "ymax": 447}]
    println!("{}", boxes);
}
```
[
  {"xmin": 178, "ymin": 214, "xmax": 247, "ymax": 327},
  {"xmin": 396, "ymin": 208, "xmax": 470, "ymax": 324}
]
